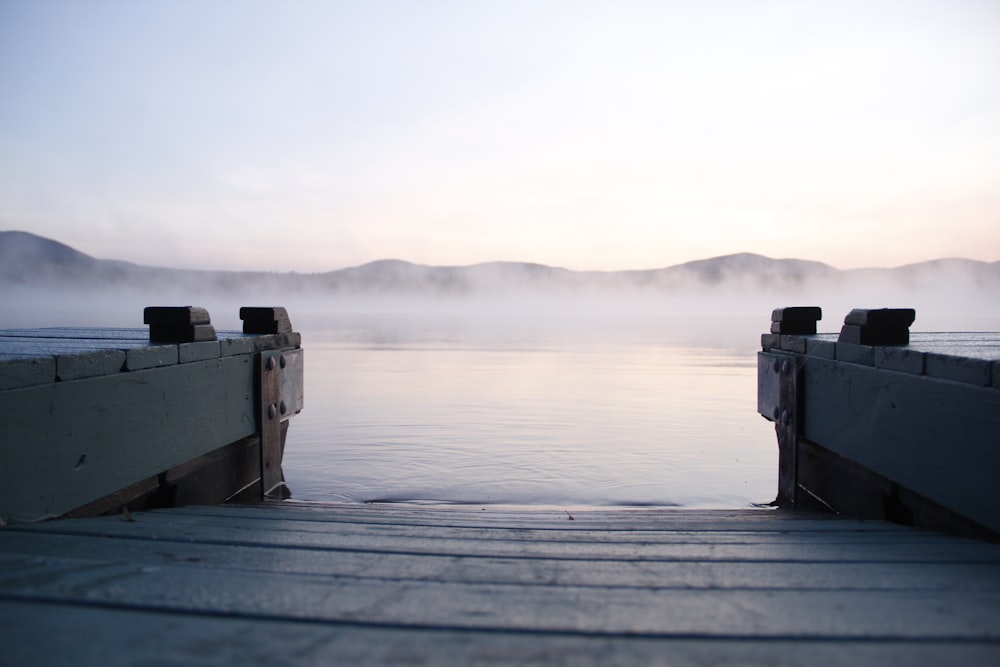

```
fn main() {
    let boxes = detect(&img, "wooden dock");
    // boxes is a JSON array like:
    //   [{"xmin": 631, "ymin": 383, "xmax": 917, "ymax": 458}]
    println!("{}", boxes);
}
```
[
  {"xmin": 4, "ymin": 306, "xmax": 1000, "ymax": 664},
  {"xmin": 0, "ymin": 307, "xmax": 303, "ymax": 524},
  {"xmin": 760, "ymin": 307, "xmax": 1000, "ymax": 539},
  {"xmin": 2, "ymin": 502, "xmax": 1000, "ymax": 665}
]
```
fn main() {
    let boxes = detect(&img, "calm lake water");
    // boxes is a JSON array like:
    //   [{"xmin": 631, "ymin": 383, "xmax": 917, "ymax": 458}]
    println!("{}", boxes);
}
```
[
  {"xmin": 8, "ymin": 286, "xmax": 996, "ymax": 509},
  {"xmin": 281, "ymin": 312, "xmax": 779, "ymax": 509}
]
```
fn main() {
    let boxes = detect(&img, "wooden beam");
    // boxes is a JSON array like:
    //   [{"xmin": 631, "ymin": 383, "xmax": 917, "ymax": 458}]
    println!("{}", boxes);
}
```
[
  {"xmin": 0, "ymin": 355, "xmax": 257, "ymax": 523},
  {"xmin": 800, "ymin": 355, "xmax": 1000, "ymax": 534}
]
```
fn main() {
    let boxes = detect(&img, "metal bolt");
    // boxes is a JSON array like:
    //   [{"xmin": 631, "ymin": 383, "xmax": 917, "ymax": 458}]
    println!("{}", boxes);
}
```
[
  {"xmin": 781, "ymin": 360, "xmax": 790, "ymax": 374},
  {"xmin": 266, "ymin": 356, "xmax": 276, "ymax": 371},
  {"xmin": 279, "ymin": 354, "xmax": 287, "ymax": 369},
  {"xmin": 772, "ymin": 407, "xmax": 780, "ymax": 421},
  {"xmin": 772, "ymin": 359, "xmax": 780, "ymax": 373},
  {"xmin": 267, "ymin": 403, "xmax": 277, "ymax": 419},
  {"xmin": 781, "ymin": 410, "xmax": 790, "ymax": 425},
  {"xmin": 280, "ymin": 400, "xmax": 287, "ymax": 415}
]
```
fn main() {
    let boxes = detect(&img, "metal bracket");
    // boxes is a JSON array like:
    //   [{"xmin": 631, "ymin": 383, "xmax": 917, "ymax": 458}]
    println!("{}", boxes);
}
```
[
  {"xmin": 758, "ymin": 352, "xmax": 801, "ymax": 506},
  {"xmin": 258, "ymin": 351, "xmax": 284, "ymax": 499},
  {"xmin": 278, "ymin": 348, "xmax": 304, "ymax": 420},
  {"xmin": 257, "ymin": 348, "xmax": 304, "ymax": 499}
]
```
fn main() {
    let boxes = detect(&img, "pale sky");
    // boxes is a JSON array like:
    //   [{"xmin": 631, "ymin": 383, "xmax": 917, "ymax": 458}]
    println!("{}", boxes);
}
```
[{"xmin": 1, "ymin": 0, "xmax": 998, "ymax": 273}]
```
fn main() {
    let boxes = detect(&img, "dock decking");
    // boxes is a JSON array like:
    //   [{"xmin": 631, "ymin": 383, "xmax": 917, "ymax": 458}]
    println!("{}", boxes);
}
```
[
  {"xmin": 0, "ymin": 316, "xmax": 303, "ymax": 523},
  {"xmin": 2, "ymin": 502, "xmax": 1000, "ymax": 665}
]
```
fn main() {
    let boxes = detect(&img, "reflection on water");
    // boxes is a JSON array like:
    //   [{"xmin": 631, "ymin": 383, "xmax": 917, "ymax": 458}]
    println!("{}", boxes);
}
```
[{"xmin": 283, "ymin": 313, "xmax": 778, "ymax": 509}]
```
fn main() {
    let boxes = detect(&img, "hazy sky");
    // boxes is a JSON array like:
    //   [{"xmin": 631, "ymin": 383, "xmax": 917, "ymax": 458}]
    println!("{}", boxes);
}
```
[{"xmin": 1, "ymin": 0, "xmax": 998, "ymax": 272}]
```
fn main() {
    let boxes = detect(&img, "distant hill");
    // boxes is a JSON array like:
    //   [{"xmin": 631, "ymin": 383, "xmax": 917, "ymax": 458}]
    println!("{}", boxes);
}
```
[
  {"xmin": 2, "ymin": 230, "xmax": 999, "ymax": 298},
  {"xmin": 0, "ymin": 230, "xmax": 97, "ymax": 278}
]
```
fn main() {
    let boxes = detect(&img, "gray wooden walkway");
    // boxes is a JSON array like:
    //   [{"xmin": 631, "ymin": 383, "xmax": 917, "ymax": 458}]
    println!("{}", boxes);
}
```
[{"xmin": 2, "ymin": 502, "xmax": 1000, "ymax": 665}]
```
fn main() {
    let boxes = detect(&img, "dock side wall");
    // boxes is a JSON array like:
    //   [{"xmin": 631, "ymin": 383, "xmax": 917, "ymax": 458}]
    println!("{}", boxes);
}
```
[
  {"xmin": 800, "ymin": 356, "xmax": 1000, "ymax": 534},
  {"xmin": 0, "ymin": 355, "xmax": 256, "ymax": 523}
]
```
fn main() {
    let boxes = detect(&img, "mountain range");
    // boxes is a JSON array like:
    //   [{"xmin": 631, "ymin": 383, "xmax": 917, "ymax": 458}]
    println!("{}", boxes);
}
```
[{"xmin": 2, "ymin": 229, "xmax": 999, "ymax": 297}]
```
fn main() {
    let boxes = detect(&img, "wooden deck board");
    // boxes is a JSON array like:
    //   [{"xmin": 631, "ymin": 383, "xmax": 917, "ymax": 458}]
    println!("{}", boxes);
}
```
[
  {"xmin": 0, "ymin": 328, "xmax": 303, "ymax": 388},
  {"xmin": 4, "ymin": 602, "xmax": 998, "ymax": 667},
  {"xmin": 4, "ymin": 530, "xmax": 1000, "ymax": 591},
  {"xmin": 2, "ymin": 503, "xmax": 999, "ymax": 664},
  {"xmin": 15, "ymin": 515, "xmax": 1000, "ymax": 563}
]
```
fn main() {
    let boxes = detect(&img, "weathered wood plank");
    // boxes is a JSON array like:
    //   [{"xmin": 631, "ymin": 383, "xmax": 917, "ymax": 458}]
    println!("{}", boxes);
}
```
[
  {"xmin": 1, "ymin": 338, "xmax": 157, "ymax": 379},
  {"xmin": 168, "ymin": 502, "xmax": 914, "ymax": 532},
  {"xmin": 14, "ymin": 511, "xmax": 1000, "ymax": 562},
  {"xmin": 0, "ymin": 355, "xmax": 257, "ymax": 523},
  {"xmin": 3, "ymin": 530, "xmax": 1000, "ymax": 591},
  {"xmin": 874, "ymin": 346, "xmax": 925, "ymax": 374},
  {"xmin": 4, "ymin": 504, "xmax": 1000, "ymax": 663},
  {"xmin": 0, "ymin": 354, "xmax": 56, "ymax": 389},
  {"xmin": 835, "ymin": 341, "xmax": 874, "ymax": 365},
  {"xmin": 0, "ymin": 329, "xmax": 296, "ymax": 356},
  {"xmin": 6, "ymin": 511, "xmax": 979, "ymax": 549},
  {"xmin": 56, "ymin": 348, "xmax": 127, "ymax": 380},
  {"xmin": 908, "ymin": 333, "xmax": 1000, "ymax": 361},
  {"xmin": 925, "ymin": 352, "xmax": 993, "ymax": 385},
  {"xmin": 0, "ymin": 327, "xmax": 149, "ymax": 340},
  {"xmin": 4, "ymin": 602, "xmax": 997, "ymax": 667},
  {"xmin": 777, "ymin": 333, "xmax": 1000, "ymax": 368},
  {"xmin": 2, "ymin": 552, "xmax": 998, "ymax": 639},
  {"xmin": 178, "ymin": 340, "xmax": 221, "ymax": 363},
  {"xmin": 801, "ymin": 356, "xmax": 1000, "ymax": 533},
  {"xmin": 0, "ymin": 338, "xmax": 148, "ymax": 354},
  {"xmin": 89, "ymin": 505, "xmax": 974, "ymax": 547},
  {"xmin": 124, "ymin": 343, "xmax": 179, "ymax": 371}
]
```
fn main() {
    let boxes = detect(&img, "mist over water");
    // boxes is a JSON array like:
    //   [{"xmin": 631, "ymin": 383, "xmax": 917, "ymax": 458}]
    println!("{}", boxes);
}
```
[
  {"xmin": 4, "ymin": 269, "xmax": 998, "ymax": 508},
  {"xmin": 5, "ymin": 261, "xmax": 1000, "ymax": 334}
]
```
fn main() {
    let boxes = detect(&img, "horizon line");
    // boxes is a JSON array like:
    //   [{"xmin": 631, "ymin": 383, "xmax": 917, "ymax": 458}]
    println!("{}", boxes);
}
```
[{"xmin": 2, "ymin": 229, "xmax": 998, "ymax": 276}]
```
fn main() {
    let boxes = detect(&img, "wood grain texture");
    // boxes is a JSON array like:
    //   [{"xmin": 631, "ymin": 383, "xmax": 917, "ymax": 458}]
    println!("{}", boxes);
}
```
[
  {"xmin": 0, "ymin": 325, "xmax": 303, "ymax": 522},
  {"xmin": 801, "ymin": 356, "xmax": 1000, "ymax": 533},
  {"xmin": 0, "ymin": 354, "xmax": 55, "ymax": 389},
  {"xmin": 4, "ymin": 602, "xmax": 997, "ymax": 667},
  {"xmin": 1, "ymin": 504, "xmax": 999, "ymax": 665},
  {"xmin": 0, "ymin": 355, "xmax": 256, "ymax": 522}
]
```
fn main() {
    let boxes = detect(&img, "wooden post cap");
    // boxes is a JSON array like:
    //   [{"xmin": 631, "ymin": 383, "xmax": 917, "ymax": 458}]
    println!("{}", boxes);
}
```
[
  {"xmin": 843, "ymin": 308, "xmax": 916, "ymax": 328},
  {"xmin": 143, "ymin": 306, "xmax": 211, "ymax": 326},
  {"xmin": 770, "ymin": 306, "xmax": 822, "ymax": 335},
  {"xmin": 838, "ymin": 308, "xmax": 915, "ymax": 346},
  {"xmin": 771, "ymin": 306, "xmax": 822, "ymax": 323},
  {"xmin": 240, "ymin": 306, "xmax": 293, "ymax": 334},
  {"xmin": 239, "ymin": 306, "xmax": 289, "ymax": 322},
  {"xmin": 144, "ymin": 307, "xmax": 218, "ymax": 343}
]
